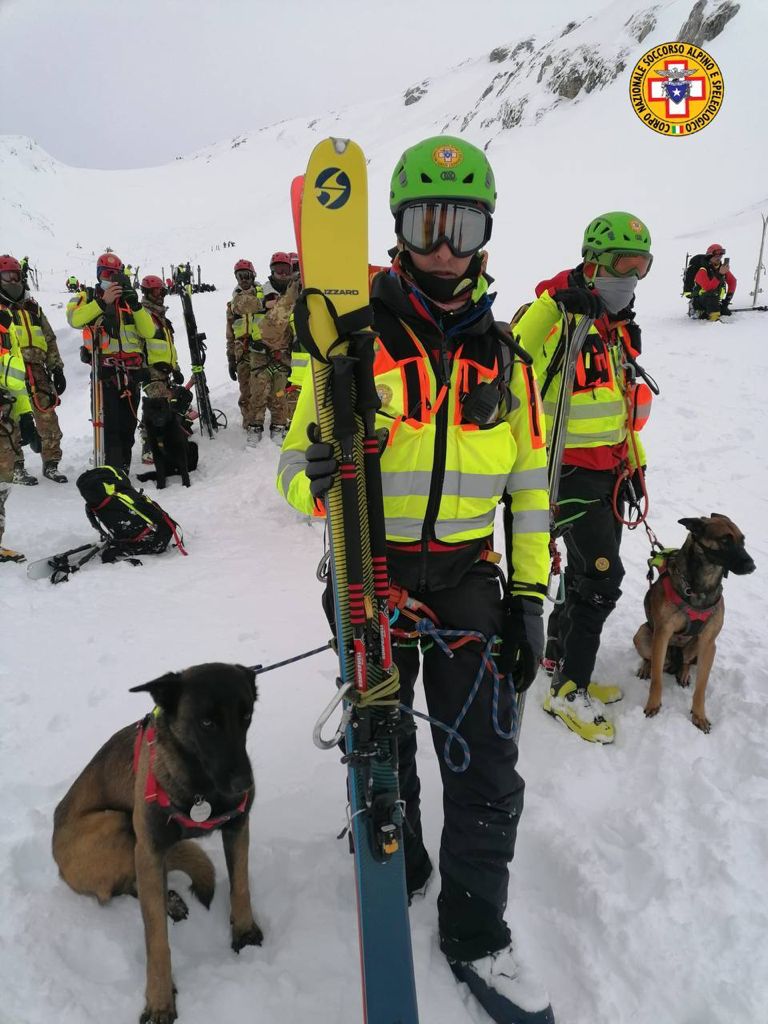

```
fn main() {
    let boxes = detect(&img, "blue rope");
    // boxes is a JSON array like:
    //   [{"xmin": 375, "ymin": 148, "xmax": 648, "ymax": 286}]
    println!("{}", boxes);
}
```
[{"xmin": 397, "ymin": 618, "xmax": 519, "ymax": 774}]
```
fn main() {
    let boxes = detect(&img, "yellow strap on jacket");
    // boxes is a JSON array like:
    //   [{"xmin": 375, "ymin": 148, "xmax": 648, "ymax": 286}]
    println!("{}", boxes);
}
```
[{"xmin": 67, "ymin": 290, "xmax": 155, "ymax": 357}]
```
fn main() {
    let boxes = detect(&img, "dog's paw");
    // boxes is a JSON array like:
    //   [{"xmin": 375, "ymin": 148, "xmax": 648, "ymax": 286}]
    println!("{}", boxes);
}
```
[
  {"xmin": 643, "ymin": 702, "xmax": 661, "ymax": 718},
  {"xmin": 636, "ymin": 660, "xmax": 651, "ymax": 680},
  {"xmin": 676, "ymin": 670, "xmax": 691, "ymax": 688},
  {"xmin": 140, "ymin": 1002, "xmax": 177, "ymax": 1024},
  {"xmin": 691, "ymin": 712, "xmax": 711, "ymax": 734},
  {"xmin": 232, "ymin": 921, "xmax": 264, "ymax": 952},
  {"xmin": 166, "ymin": 889, "xmax": 189, "ymax": 922}
]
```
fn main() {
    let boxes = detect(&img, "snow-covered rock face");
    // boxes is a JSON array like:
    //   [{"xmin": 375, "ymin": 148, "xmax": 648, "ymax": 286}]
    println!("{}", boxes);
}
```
[
  {"xmin": 678, "ymin": 0, "xmax": 741, "ymax": 47},
  {"xmin": 401, "ymin": 0, "xmax": 741, "ymax": 143}
]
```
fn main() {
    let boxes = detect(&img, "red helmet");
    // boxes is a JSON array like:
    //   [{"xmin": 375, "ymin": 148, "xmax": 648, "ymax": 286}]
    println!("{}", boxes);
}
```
[
  {"xmin": 0, "ymin": 254, "xmax": 21, "ymax": 273},
  {"xmin": 141, "ymin": 274, "xmax": 166, "ymax": 291},
  {"xmin": 706, "ymin": 243, "xmax": 726, "ymax": 256},
  {"xmin": 270, "ymin": 251, "xmax": 292, "ymax": 267},
  {"xmin": 96, "ymin": 252, "xmax": 123, "ymax": 277},
  {"xmin": 234, "ymin": 259, "xmax": 255, "ymax": 275}
]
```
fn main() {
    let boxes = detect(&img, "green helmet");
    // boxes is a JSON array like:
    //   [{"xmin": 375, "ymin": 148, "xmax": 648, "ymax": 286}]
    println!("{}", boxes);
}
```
[
  {"xmin": 389, "ymin": 135, "xmax": 497, "ymax": 215},
  {"xmin": 582, "ymin": 212, "xmax": 651, "ymax": 258}
]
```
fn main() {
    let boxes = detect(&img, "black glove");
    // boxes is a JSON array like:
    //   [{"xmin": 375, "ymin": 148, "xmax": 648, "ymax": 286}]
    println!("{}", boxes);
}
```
[
  {"xmin": 552, "ymin": 287, "xmax": 604, "ymax": 319},
  {"xmin": 228, "ymin": 357, "xmax": 238, "ymax": 382},
  {"xmin": 626, "ymin": 466, "xmax": 647, "ymax": 503},
  {"xmin": 132, "ymin": 367, "xmax": 152, "ymax": 384},
  {"xmin": 497, "ymin": 596, "xmax": 544, "ymax": 693},
  {"xmin": 79, "ymin": 345, "xmax": 92, "ymax": 365},
  {"xmin": 172, "ymin": 366, "xmax": 184, "ymax": 384},
  {"xmin": 52, "ymin": 367, "xmax": 66, "ymax": 395},
  {"xmin": 124, "ymin": 288, "xmax": 140, "ymax": 311},
  {"xmin": 720, "ymin": 294, "xmax": 733, "ymax": 316},
  {"xmin": 305, "ymin": 423, "xmax": 338, "ymax": 501},
  {"xmin": 19, "ymin": 412, "xmax": 42, "ymax": 453}
]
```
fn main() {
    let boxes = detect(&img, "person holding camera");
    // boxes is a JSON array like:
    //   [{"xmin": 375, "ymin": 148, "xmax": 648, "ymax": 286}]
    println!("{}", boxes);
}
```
[
  {"xmin": 0, "ymin": 254, "xmax": 68, "ymax": 484},
  {"xmin": 66, "ymin": 252, "xmax": 156, "ymax": 472},
  {"xmin": 691, "ymin": 243, "xmax": 736, "ymax": 320},
  {"xmin": 278, "ymin": 137, "xmax": 553, "ymax": 1024}
]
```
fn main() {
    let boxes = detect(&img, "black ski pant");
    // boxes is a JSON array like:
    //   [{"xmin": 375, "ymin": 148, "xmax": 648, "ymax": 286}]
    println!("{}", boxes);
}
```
[
  {"xmin": 393, "ymin": 562, "xmax": 524, "ymax": 963},
  {"xmin": 96, "ymin": 372, "xmax": 141, "ymax": 471},
  {"xmin": 692, "ymin": 291, "xmax": 722, "ymax": 316},
  {"xmin": 548, "ymin": 466, "xmax": 625, "ymax": 687}
]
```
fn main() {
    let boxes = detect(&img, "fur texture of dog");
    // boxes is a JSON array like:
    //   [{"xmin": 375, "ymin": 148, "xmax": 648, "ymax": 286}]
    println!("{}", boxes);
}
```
[
  {"xmin": 633, "ymin": 514, "xmax": 755, "ymax": 732},
  {"xmin": 139, "ymin": 395, "xmax": 195, "ymax": 490},
  {"xmin": 52, "ymin": 663, "xmax": 261, "ymax": 1024}
]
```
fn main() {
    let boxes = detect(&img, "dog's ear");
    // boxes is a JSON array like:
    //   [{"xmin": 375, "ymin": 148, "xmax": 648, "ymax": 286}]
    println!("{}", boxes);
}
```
[
  {"xmin": 237, "ymin": 665, "xmax": 258, "ymax": 703},
  {"xmin": 678, "ymin": 517, "xmax": 706, "ymax": 537},
  {"xmin": 710, "ymin": 512, "xmax": 727, "ymax": 521},
  {"xmin": 129, "ymin": 671, "xmax": 184, "ymax": 714}
]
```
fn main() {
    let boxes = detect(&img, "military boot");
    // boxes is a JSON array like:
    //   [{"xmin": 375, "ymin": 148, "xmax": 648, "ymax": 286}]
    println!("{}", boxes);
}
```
[
  {"xmin": 43, "ymin": 462, "xmax": 68, "ymax": 484},
  {"xmin": 12, "ymin": 465, "xmax": 38, "ymax": 486}
]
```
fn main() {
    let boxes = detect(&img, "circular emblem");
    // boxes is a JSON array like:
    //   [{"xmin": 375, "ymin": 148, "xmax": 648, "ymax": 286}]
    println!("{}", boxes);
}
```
[
  {"xmin": 314, "ymin": 167, "xmax": 351, "ymax": 209},
  {"xmin": 595, "ymin": 557, "xmax": 610, "ymax": 572},
  {"xmin": 376, "ymin": 384, "xmax": 393, "ymax": 407},
  {"xmin": 629, "ymin": 42, "xmax": 724, "ymax": 137},
  {"xmin": 432, "ymin": 144, "xmax": 463, "ymax": 169}
]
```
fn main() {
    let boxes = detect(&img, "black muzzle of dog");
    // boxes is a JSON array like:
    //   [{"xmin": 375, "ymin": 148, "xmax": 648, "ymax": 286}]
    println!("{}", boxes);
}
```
[{"xmin": 699, "ymin": 541, "xmax": 756, "ymax": 576}]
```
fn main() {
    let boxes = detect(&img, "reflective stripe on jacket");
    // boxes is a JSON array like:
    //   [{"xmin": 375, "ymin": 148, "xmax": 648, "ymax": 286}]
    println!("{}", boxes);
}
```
[
  {"xmin": 67, "ymin": 289, "xmax": 155, "ymax": 358},
  {"xmin": 515, "ymin": 289, "xmax": 649, "ymax": 467},
  {"xmin": 0, "ymin": 327, "xmax": 32, "ymax": 418},
  {"xmin": 277, "ymin": 271, "xmax": 550, "ymax": 598}
]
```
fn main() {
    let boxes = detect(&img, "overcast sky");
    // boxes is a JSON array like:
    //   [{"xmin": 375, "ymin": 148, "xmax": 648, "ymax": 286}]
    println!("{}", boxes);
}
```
[{"xmin": 1, "ymin": 0, "xmax": 568, "ymax": 169}]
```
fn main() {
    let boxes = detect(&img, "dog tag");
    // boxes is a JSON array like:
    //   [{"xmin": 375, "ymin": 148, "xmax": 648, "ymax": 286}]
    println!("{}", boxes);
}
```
[{"xmin": 190, "ymin": 796, "xmax": 212, "ymax": 823}]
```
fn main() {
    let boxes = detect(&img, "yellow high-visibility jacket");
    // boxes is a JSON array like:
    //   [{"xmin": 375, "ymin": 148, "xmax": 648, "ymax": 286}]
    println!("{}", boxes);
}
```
[
  {"xmin": 67, "ymin": 288, "xmax": 155, "ymax": 359},
  {"xmin": 277, "ymin": 270, "xmax": 550, "ymax": 597},
  {"xmin": 514, "ymin": 288, "xmax": 648, "ymax": 469},
  {"xmin": 0, "ymin": 316, "xmax": 32, "ymax": 418}
]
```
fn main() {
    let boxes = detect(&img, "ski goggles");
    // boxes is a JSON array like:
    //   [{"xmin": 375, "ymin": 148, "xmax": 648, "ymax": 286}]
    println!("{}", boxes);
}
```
[
  {"xmin": 709, "ymin": 248, "xmax": 726, "ymax": 257},
  {"xmin": 591, "ymin": 250, "xmax": 654, "ymax": 279},
  {"xmin": 98, "ymin": 267, "xmax": 120, "ymax": 281},
  {"xmin": 396, "ymin": 201, "xmax": 493, "ymax": 258},
  {"xmin": 235, "ymin": 269, "xmax": 255, "ymax": 281},
  {"xmin": 0, "ymin": 270, "xmax": 21, "ymax": 283}
]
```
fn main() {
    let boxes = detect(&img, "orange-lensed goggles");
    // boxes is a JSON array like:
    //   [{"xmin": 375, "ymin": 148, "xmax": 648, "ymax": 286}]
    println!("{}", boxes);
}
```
[{"xmin": 593, "ymin": 250, "xmax": 653, "ymax": 279}]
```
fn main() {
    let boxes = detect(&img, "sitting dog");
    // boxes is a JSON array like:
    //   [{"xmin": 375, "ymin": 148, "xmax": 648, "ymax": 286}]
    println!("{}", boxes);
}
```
[
  {"xmin": 52, "ymin": 663, "xmax": 261, "ymax": 1024},
  {"xmin": 634, "ymin": 514, "xmax": 755, "ymax": 732},
  {"xmin": 139, "ymin": 391, "xmax": 196, "ymax": 490}
]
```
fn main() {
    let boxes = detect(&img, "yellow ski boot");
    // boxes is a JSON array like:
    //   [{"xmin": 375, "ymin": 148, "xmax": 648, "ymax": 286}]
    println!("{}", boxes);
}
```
[
  {"xmin": 587, "ymin": 681, "xmax": 623, "ymax": 704},
  {"xmin": 543, "ymin": 677, "xmax": 615, "ymax": 744},
  {"xmin": 0, "ymin": 547, "xmax": 26, "ymax": 564}
]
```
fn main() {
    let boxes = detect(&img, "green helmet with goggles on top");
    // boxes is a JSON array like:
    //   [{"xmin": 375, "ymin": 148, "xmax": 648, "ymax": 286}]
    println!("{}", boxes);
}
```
[
  {"xmin": 389, "ymin": 136, "xmax": 496, "ymax": 259},
  {"xmin": 582, "ymin": 211, "xmax": 653, "ymax": 279}
]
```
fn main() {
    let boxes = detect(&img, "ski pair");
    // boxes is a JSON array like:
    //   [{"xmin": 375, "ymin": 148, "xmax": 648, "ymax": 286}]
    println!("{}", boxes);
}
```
[
  {"xmin": 293, "ymin": 138, "xmax": 419, "ymax": 1024},
  {"xmin": 178, "ymin": 287, "xmax": 227, "ymax": 438}
]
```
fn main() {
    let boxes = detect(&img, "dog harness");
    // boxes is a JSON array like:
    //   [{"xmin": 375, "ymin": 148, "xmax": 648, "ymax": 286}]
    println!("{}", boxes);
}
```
[
  {"xmin": 133, "ymin": 716, "xmax": 248, "ymax": 833},
  {"xmin": 646, "ymin": 552, "xmax": 723, "ymax": 637}
]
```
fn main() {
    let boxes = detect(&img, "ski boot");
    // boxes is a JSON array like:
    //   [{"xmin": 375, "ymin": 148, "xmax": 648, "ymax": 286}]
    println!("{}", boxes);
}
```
[
  {"xmin": 0, "ymin": 546, "xmax": 26, "ymax": 564},
  {"xmin": 246, "ymin": 424, "xmax": 264, "ymax": 447},
  {"xmin": 449, "ymin": 944, "xmax": 554, "ymax": 1024},
  {"xmin": 540, "ymin": 636, "xmax": 560, "ymax": 676},
  {"xmin": 141, "ymin": 448, "xmax": 154, "ymax": 465},
  {"xmin": 543, "ymin": 673, "xmax": 614, "ymax": 744},
  {"xmin": 43, "ymin": 462, "xmax": 68, "ymax": 484},
  {"xmin": 587, "ymin": 681, "xmax": 623, "ymax": 704},
  {"xmin": 270, "ymin": 424, "xmax": 287, "ymax": 445},
  {"xmin": 12, "ymin": 465, "xmax": 38, "ymax": 486}
]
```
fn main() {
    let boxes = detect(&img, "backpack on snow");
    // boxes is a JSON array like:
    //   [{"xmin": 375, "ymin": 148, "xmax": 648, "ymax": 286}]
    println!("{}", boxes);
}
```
[
  {"xmin": 76, "ymin": 466, "xmax": 187, "ymax": 561},
  {"xmin": 683, "ymin": 254, "xmax": 710, "ymax": 295}
]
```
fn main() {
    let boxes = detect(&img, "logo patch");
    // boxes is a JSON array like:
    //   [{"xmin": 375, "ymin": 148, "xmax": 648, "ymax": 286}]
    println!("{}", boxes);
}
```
[
  {"xmin": 595, "ymin": 557, "xmax": 610, "ymax": 572},
  {"xmin": 314, "ymin": 167, "xmax": 352, "ymax": 209},
  {"xmin": 432, "ymin": 144, "xmax": 463, "ymax": 169},
  {"xmin": 376, "ymin": 384, "xmax": 393, "ymax": 407},
  {"xmin": 629, "ymin": 43, "xmax": 724, "ymax": 137}
]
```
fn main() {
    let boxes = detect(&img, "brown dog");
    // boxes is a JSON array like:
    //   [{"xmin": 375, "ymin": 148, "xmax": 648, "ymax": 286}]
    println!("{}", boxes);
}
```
[
  {"xmin": 52, "ymin": 663, "xmax": 261, "ymax": 1024},
  {"xmin": 634, "ymin": 514, "xmax": 755, "ymax": 732}
]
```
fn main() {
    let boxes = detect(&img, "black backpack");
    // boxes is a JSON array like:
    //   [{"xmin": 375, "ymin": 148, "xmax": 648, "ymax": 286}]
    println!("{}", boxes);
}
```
[
  {"xmin": 76, "ymin": 466, "xmax": 186, "ymax": 561},
  {"xmin": 683, "ymin": 254, "xmax": 710, "ymax": 294}
]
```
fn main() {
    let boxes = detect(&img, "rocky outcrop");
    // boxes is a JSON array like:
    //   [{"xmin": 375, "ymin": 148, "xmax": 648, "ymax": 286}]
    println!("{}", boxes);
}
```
[
  {"xmin": 677, "ymin": 0, "xmax": 740, "ymax": 46},
  {"xmin": 404, "ymin": 81, "xmax": 429, "ymax": 106}
]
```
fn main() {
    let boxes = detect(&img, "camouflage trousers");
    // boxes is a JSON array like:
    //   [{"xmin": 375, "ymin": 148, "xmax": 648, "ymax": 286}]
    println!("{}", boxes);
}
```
[
  {"xmin": 246, "ymin": 354, "xmax": 288, "ymax": 428},
  {"xmin": 285, "ymin": 384, "xmax": 301, "ymax": 426},
  {"xmin": 0, "ymin": 421, "xmax": 17, "ymax": 545},
  {"xmin": 236, "ymin": 355, "xmax": 251, "ymax": 428},
  {"xmin": 20, "ymin": 363, "xmax": 62, "ymax": 464}
]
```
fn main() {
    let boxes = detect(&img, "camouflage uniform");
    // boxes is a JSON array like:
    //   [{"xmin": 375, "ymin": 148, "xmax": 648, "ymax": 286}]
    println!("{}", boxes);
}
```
[
  {"xmin": 0, "ymin": 293, "xmax": 64, "ymax": 469},
  {"xmin": 1, "ymin": 321, "xmax": 32, "ymax": 556},
  {"xmin": 226, "ymin": 284, "xmax": 265, "ymax": 427},
  {"xmin": 261, "ymin": 281, "xmax": 302, "ymax": 425}
]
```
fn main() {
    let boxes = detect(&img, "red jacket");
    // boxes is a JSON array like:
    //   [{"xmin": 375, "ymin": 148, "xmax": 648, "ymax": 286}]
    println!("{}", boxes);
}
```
[{"xmin": 694, "ymin": 265, "xmax": 736, "ymax": 295}]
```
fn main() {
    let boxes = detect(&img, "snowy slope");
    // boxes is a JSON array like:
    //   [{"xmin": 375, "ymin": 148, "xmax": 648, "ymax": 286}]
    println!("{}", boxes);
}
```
[{"xmin": 2, "ymin": 2, "xmax": 767, "ymax": 1023}]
